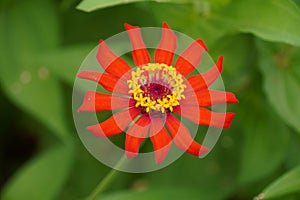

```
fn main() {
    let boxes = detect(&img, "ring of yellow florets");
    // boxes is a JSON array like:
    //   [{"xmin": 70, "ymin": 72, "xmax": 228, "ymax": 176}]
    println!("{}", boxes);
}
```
[{"xmin": 127, "ymin": 63, "xmax": 186, "ymax": 113}]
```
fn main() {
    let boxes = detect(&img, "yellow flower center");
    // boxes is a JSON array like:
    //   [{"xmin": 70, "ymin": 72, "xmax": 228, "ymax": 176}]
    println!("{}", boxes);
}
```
[{"xmin": 127, "ymin": 63, "xmax": 186, "ymax": 113}]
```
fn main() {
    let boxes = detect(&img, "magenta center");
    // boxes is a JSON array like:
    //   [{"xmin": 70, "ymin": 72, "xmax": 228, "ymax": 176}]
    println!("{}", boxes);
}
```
[{"xmin": 140, "ymin": 83, "xmax": 172, "ymax": 100}]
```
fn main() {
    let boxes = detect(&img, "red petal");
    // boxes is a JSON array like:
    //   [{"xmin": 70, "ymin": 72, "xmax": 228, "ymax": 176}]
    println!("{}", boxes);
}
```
[
  {"xmin": 166, "ymin": 114, "xmax": 208, "ymax": 156},
  {"xmin": 174, "ymin": 39, "xmax": 208, "ymax": 77},
  {"xmin": 154, "ymin": 22, "xmax": 177, "ymax": 65},
  {"xmin": 125, "ymin": 115, "xmax": 150, "ymax": 159},
  {"xmin": 124, "ymin": 23, "xmax": 151, "ymax": 67},
  {"xmin": 86, "ymin": 107, "xmax": 140, "ymax": 138},
  {"xmin": 77, "ymin": 70, "xmax": 130, "ymax": 95},
  {"xmin": 150, "ymin": 117, "xmax": 172, "ymax": 163},
  {"xmin": 174, "ymin": 106, "xmax": 235, "ymax": 128},
  {"xmin": 78, "ymin": 91, "xmax": 134, "ymax": 112},
  {"xmin": 126, "ymin": 115, "xmax": 150, "ymax": 138},
  {"xmin": 202, "ymin": 56, "xmax": 223, "ymax": 85},
  {"xmin": 182, "ymin": 90, "xmax": 239, "ymax": 107},
  {"xmin": 184, "ymin": 56, "xmax": 223, "ymax": 93},
  {"xmin": 97, "ymin": 40, "xmax": 131, "ymax": 78}
]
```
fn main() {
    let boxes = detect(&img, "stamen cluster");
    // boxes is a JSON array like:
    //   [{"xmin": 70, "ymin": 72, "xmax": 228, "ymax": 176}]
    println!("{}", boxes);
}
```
[{"xmin": 127, "ymin": 63, "xmax": 186, "ymax": 113}]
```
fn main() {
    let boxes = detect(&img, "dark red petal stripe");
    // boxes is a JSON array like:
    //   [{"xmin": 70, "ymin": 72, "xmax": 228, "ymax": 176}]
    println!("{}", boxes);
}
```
[
  {"xmin": 154, "ymin": 22, "xmax": 177, "ymax": 66},
  {"xmin": 86, "ymin": 107, "xmax": 140, "ymax": 138},
  {"xmin": 174, "ymin": 39, "xmax": 208, "ymax": 77},
  {"xmin": 124, "ymin": 23, "xmax": 151, "ymax": 67},
  {"xmin": 78, "ymin": 91, "xmax": 134, "ymax": 112},
  {"xmin": 184, "ymin": 56, "xmax": 223, "ymax": 93},
  {"xmin": 78, "ymin": 70, "xmax": 130, "ymax": 95},
  {"xmin": 125, "ymin": 115, "xmax": 150, "ymax": 159},
  {"xmin": 150, "ymin": 117, "xmax": 172, "ymax": 164},
  {"xmin": 182, "ymin": 90, "xmax": 239, "ymax": 107},
  {"xmin": 166, "ymin": 114, "xmax": 208, "ymax": 156},
  {"xmin": 174, "ymin": 106, "xmax": 235, "ymax": 128},
  {"xmin": 97, "ymin": 40, "xmax": 131, "ymax": 78}
]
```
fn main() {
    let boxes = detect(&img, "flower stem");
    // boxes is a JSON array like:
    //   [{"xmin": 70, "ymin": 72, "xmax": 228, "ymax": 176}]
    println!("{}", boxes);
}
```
[{"xmin": 86, "ymin": 155, "xmax": 127, "ymax": 200}]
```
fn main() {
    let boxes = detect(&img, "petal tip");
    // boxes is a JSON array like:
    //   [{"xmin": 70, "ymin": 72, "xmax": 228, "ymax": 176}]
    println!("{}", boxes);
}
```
[
  {"xmin": 126, "ymin": 151, "xmax": 138, "ymax": 160},
  {"xmin": 226, "ymin": 92, "xmax": 239, "ymax": 104},
  {"xmin": 199, "ymin": 146, "xmax": 209, "ymax": 156},
  {"xmin": 77, "ymin": 71, "xmax": 84, "ymax": 78},
  {"xmin": 196, "ymin": 39, "xmax": 208, "ymax": 52},
  {"xmin": 155, "ymin": 157, "xmax": 164, "ymax": 164},
  {"xmin": 232, "ymin": 95, "xmax": 239, "ymax": 104},
  {"xmin": 86, "ymin": 125, "xmax": 105, "ymax": 138},
  {"xmin": 217, "ymin": 56, "xmax": 224, "ymax": 72},
  {"xmin": 154, "ymin": 143, "xmax": 172, "ymax": 164},
  {"xmin": 77, "ymin": 70, "xmax": 101, "ymax": 82},
  {"xmin": 77, "ymin": 105, "xmax": 84, "ymax": 112},
  {"xmin": 77, "ymin": 91, "xmax": 96, "ymax": 112},
  {"xmin": 162, "ymin": 21, "xmax": 170, "ymax": 29},
  {"xmin": 222, "ymin": 112, "xmax": 236, "ymax": 128},
  {"xmin": 124, "ymin": 23, "xmax": 138, "ymax": 30}
]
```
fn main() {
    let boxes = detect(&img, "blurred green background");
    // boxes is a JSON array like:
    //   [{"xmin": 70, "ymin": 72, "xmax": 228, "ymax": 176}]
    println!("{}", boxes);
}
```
[{"xmin": 1, "ymin": 0, "xmax": 300, "ymax": 199}]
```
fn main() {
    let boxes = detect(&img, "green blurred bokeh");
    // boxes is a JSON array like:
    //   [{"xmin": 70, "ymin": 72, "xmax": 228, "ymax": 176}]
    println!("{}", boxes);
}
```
[{"xmin": 1, "ymin": 0, "xmax": 300, "ymax": 199}]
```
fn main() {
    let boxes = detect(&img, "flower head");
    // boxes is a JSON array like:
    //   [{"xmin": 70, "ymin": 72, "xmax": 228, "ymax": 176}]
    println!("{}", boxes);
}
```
[{"xmin": 78, "ymin": 22, "xmax": 238, "ymax": 164}]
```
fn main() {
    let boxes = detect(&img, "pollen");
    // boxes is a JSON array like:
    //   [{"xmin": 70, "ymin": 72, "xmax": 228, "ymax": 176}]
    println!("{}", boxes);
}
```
[{"xmin": 127, "ymin": 63, "xmax": 186, "ymax": 113}]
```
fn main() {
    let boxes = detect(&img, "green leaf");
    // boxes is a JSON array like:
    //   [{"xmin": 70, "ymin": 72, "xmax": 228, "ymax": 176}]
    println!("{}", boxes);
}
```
[
  {"xmin": 143, "ymin": 137, "xmax": 238, "ymax": 199},
  {"xmin": 139, "ymin": 3, "xmax": 231, "ymax": 47},
  {"xmin": 210, "ymin": 33, "xmax": 256, "ymax": 91},
  {"xmin": 98, "ymin": 187, "xmax": 223, "ymax": 200},
  {"xmin": 213, "ymin": 0, "xmax": 300, "ymax": 46},
  {"xmin": 0, "ymin": 0, "xmax": 70, "ymax": 140},
  {"xmin": 76, "ymin": 0, "xmax": 190, "ymax": 12},
  {"xmin": 0, "ymin": 68, "xmax": 71, "ymax": 140},
  {"xmin": 256, "ymin": 40, "xmax": 300, "ymax": 134},
  {"xmin": 257, "ymin": 165, "xmax": 300, "ymax": 199},
  {"xmin": 285, "ymin": 132, "xmax": 300, "ymax": 169},
  {"xmin": 212, "ymin": 33, "xmax": 290, "ymax": 184},
  {"xmin": 1, "ymin": 144, "xmax": 74, "ymax": 200},
  {"xmin": 0, "ymin": 0, "xmax": 59, "ymax": 55},
  {"xmin": 237, "ymin": 92, "xmax": 289, "ymax": 184},
  {"xmin": 58, "ymin": 144, "xmax": 113, "ymax": 199},
  {"xmin": 295, "ymin": 0, "xmax": 300, "ymax": 6},
  {"xmin": 38, "ymin": 44, "xmax": 94, "ymax": 85}
]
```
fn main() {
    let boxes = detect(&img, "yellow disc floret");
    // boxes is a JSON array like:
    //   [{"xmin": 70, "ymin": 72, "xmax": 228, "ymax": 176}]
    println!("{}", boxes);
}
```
[{"xmin": 127, "ymin": 63, "xmax": 186, "ymax": 113}]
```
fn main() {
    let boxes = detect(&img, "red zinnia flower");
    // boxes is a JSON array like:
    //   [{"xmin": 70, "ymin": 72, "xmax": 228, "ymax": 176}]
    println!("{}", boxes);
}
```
[{"xmin": 77, "ymin": 22, "xmax": 238, "ymax": 163}]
